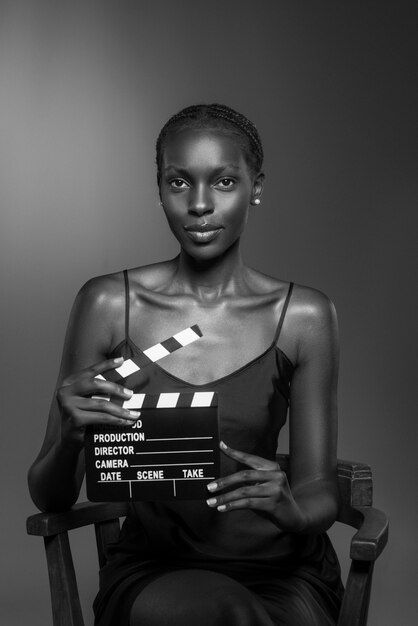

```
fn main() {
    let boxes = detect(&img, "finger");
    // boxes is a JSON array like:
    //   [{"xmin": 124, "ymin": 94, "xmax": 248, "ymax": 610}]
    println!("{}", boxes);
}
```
[
  {"xmin": 63, "ymin": 357, "xmax": 125, "ymax": 386},
  {"xmin": 78, "ymin": 397, "xmax": 141, "ymax": 422},
  {"xmin": 86, "ymin": 356, "xmax": 126, "ymax": 380},
  {"xmin": 89, "ymin": 377, "xmax": 134, "ymax": 401},
  {"xmin": 219, "ymin": 441, "xmax": 279, "ymax": 471},
  {"xmin": 72, "ymin": 409, "xmax": 139, "ymax": 429},
  {"xmin": 206, "ymin": 483, "xmax": 273, "ymax": 508},
  {"xmin": 207, "ymin": 469, "xmax": 281, "ymax": 493},
  {"xmin": 216, "ymin": 496, "xmax": 271, "ymax": 513},
  {"xmin": 59, "ymin": 377, "xmax": 133, "ymax": 405}
]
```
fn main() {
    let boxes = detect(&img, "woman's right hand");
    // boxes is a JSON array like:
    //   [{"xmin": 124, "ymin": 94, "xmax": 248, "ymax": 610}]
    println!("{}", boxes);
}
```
[{"xmin": 56, "ymin": 356, "xmax": 140, "ymax": 446}]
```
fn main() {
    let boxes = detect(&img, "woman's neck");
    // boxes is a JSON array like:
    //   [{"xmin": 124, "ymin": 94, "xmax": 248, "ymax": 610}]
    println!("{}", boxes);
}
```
[{"xmin": 172, "ymin": 243, "xmax": 248, "ymax": 301}]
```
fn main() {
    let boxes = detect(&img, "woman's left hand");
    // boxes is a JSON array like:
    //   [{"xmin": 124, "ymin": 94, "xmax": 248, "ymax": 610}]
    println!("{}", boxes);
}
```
[{"xmin": 206, "ymin": 441, "xmax": 307, "ymax": 533}]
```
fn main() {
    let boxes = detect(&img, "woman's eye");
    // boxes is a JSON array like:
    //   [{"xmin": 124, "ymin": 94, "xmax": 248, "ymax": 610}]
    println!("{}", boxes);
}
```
[
  {"xmin": 169, "ymin": 179, "xmax": 189, "ymax": 189},
  {"xmin": 216, "ymin": 178, "xmax": 236, "ymax": 189}
]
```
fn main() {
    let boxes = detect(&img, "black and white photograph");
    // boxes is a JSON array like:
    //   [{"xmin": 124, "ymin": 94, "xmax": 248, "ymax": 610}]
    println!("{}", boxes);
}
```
[{"xmin": 1, "ymin": 2, "xmax": 417, "ymax": 625}]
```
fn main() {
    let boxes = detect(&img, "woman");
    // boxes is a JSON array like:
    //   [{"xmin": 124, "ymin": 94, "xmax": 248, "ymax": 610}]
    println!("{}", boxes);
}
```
[{"xmin": 29, "ymin": 104, "xmax": 343, "ymax": 625}]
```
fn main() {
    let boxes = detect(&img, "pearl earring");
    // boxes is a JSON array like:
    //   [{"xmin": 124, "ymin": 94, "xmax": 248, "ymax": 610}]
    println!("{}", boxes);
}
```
[{"xmin": 254, "ymin": 198, "xmax": 261, "ymax": 205}]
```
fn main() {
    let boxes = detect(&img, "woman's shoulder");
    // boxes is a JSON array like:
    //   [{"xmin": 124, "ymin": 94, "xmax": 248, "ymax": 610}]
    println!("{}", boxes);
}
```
[
  {"xmin": 79, "ymin": 261, "xmax": 173, "ymax": 297},
  {"xmin": 250, "ymin": 269, "xmax": 338, "ymax": 361},
  {"xmin": 249, "ymin": 268, "xmax": 336, "ymax": 316},
  {"xmin": 288, "ymin": 282, "xmax": 337, "ymax": 323},
  {"xmin": 282, "ymin": 281, "xmax": 338, "ymax": 365},
  {"xmin": 67, "ymin": 272, "xmax": 127, "ymax": 346},
  {"xmin": 74, "ymin": 261, "xmax": 176, "ymax": 318},
  {"xmin": 76, "ymin": 271, "xmax": 125, "ymax": 312}
]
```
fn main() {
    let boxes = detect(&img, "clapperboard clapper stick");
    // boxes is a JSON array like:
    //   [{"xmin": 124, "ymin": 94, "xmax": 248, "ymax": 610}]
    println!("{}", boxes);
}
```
[
  {"xmin": 92, "ymin": 325, "xmax": 203, "ymax": 396},
  {"xmin": 84, "ymin": 325, "xmax": 221, "ymax": 501}
]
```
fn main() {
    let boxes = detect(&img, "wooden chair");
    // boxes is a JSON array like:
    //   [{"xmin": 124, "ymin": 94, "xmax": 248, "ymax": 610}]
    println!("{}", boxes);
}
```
[{"xmin": 26, "ymin": 456, "xmax": 388, "ymax": 626}]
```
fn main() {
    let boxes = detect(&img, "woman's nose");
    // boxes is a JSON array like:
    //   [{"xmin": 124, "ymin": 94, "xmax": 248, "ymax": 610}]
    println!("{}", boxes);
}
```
[{"xmin": 188, "ymin": 185, "xmax": 214, "ymax": 216}]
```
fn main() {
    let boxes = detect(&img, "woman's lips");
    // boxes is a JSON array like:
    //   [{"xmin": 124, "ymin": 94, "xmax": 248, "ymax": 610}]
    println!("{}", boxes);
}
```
[
  {"xmin": 185, "ymin": 229, "xmax": 223, "ymax": 244},
  {"xmin": 184, "ymin": 224, "xmax": 223, "ymax": 244}
]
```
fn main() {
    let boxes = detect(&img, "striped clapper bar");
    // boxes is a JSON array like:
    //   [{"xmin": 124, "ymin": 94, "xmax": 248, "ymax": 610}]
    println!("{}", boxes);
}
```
[
  {"xmin": 93, "ymin": 325, "xmax": 202, "ymax": 394},
  {"xmin": 85, "ymin": 392, "xmax": 219, "ymax": 501}
]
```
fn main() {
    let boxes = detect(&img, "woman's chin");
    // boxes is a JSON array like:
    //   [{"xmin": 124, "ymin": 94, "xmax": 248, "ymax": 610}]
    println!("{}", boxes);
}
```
[{"xmin": 179, "ymin": 240, "xmax": 241, "ymax": 266}]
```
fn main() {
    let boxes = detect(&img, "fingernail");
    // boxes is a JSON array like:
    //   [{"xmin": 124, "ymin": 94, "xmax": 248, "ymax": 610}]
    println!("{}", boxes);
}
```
[
  {"xmin": 113, "ymin": 357, "xmax": 124, "ymax": 363},
  {"xmin": 207, "ymin": 482, "xmax": 217, "ymax": 492},
  {"xmin": 220, "ymin": 441, "xmax": 227, "ymax": 450},
  {"xmin": 217, "ymin": 505, "xmax": 226, "ymax": 512},
  {"xmin": 124, "ymin": 388, "xmax": 133, "ymax": 397},
  {"xmin": 206, "ymin": 498, "xmax": 217, "ymax": 506},
  {"xmin": 129, "ymin": 410, "xmax": 140, "ymax": 418}
]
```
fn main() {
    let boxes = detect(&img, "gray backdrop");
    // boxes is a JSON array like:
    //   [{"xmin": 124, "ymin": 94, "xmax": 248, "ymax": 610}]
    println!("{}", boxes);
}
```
[{"xmin": 1, "ymin": 1, "xmax": 417, "ymax": 624}]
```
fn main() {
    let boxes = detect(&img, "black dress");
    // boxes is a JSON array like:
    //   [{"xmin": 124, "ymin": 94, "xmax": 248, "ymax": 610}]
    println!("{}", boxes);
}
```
[{"xmin": 93, "ymin": 277, "xmax": 343, "ymax": 626}]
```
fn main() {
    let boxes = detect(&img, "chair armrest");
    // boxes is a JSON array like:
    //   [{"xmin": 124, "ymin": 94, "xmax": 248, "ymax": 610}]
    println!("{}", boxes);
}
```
[
  {"xmin": 277, "ymin": 454, "xmax": 374, "ymax": 508},
  {"xmin": 339, "ymin": 505, "xmax": 388, "ymax": 561},
  {"xmin": 26, "ymin": 501, "xmax": 129, "ymax": 537}
]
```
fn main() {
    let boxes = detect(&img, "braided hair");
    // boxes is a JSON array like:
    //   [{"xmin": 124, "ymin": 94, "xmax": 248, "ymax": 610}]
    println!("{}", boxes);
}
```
[{"xmin": 156, "ymin": 104, "xmax": 264, "ymax": 185}]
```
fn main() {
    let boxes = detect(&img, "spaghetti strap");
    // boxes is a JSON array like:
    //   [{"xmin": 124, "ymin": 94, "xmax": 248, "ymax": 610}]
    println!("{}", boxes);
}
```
[
  {"xmin": 123, "ymin": 269, "xmax": 130, "ymax": 341},
  {"xmin": 273, "ymin": 282, "xmax": 294, "ymax": 344}
]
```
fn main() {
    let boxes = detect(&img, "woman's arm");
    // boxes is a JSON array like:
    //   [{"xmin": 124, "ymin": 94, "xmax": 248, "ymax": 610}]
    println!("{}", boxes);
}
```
[
  {"xmin": 28, "ymin": 275, "xmax": 138, "ymax": 512},
  {"xmin": 287, "ymin": 287, "xmax": 339, "ymax": 532},
  {"xmin": 206, "ymin": 286, "xmax": 339, "ymax": 534}
]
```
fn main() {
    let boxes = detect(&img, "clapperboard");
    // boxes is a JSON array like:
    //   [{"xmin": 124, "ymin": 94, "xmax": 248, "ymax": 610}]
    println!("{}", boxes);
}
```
[{"xmin": 84, "ymin": 326, "xmax": 220, "ymax": 501}]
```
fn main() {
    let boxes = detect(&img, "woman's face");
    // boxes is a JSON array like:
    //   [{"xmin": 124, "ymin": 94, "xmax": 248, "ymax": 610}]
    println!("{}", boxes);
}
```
[{"xmin": 159, "ymin": 129, "xmax": 263, "ymax": 261}]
